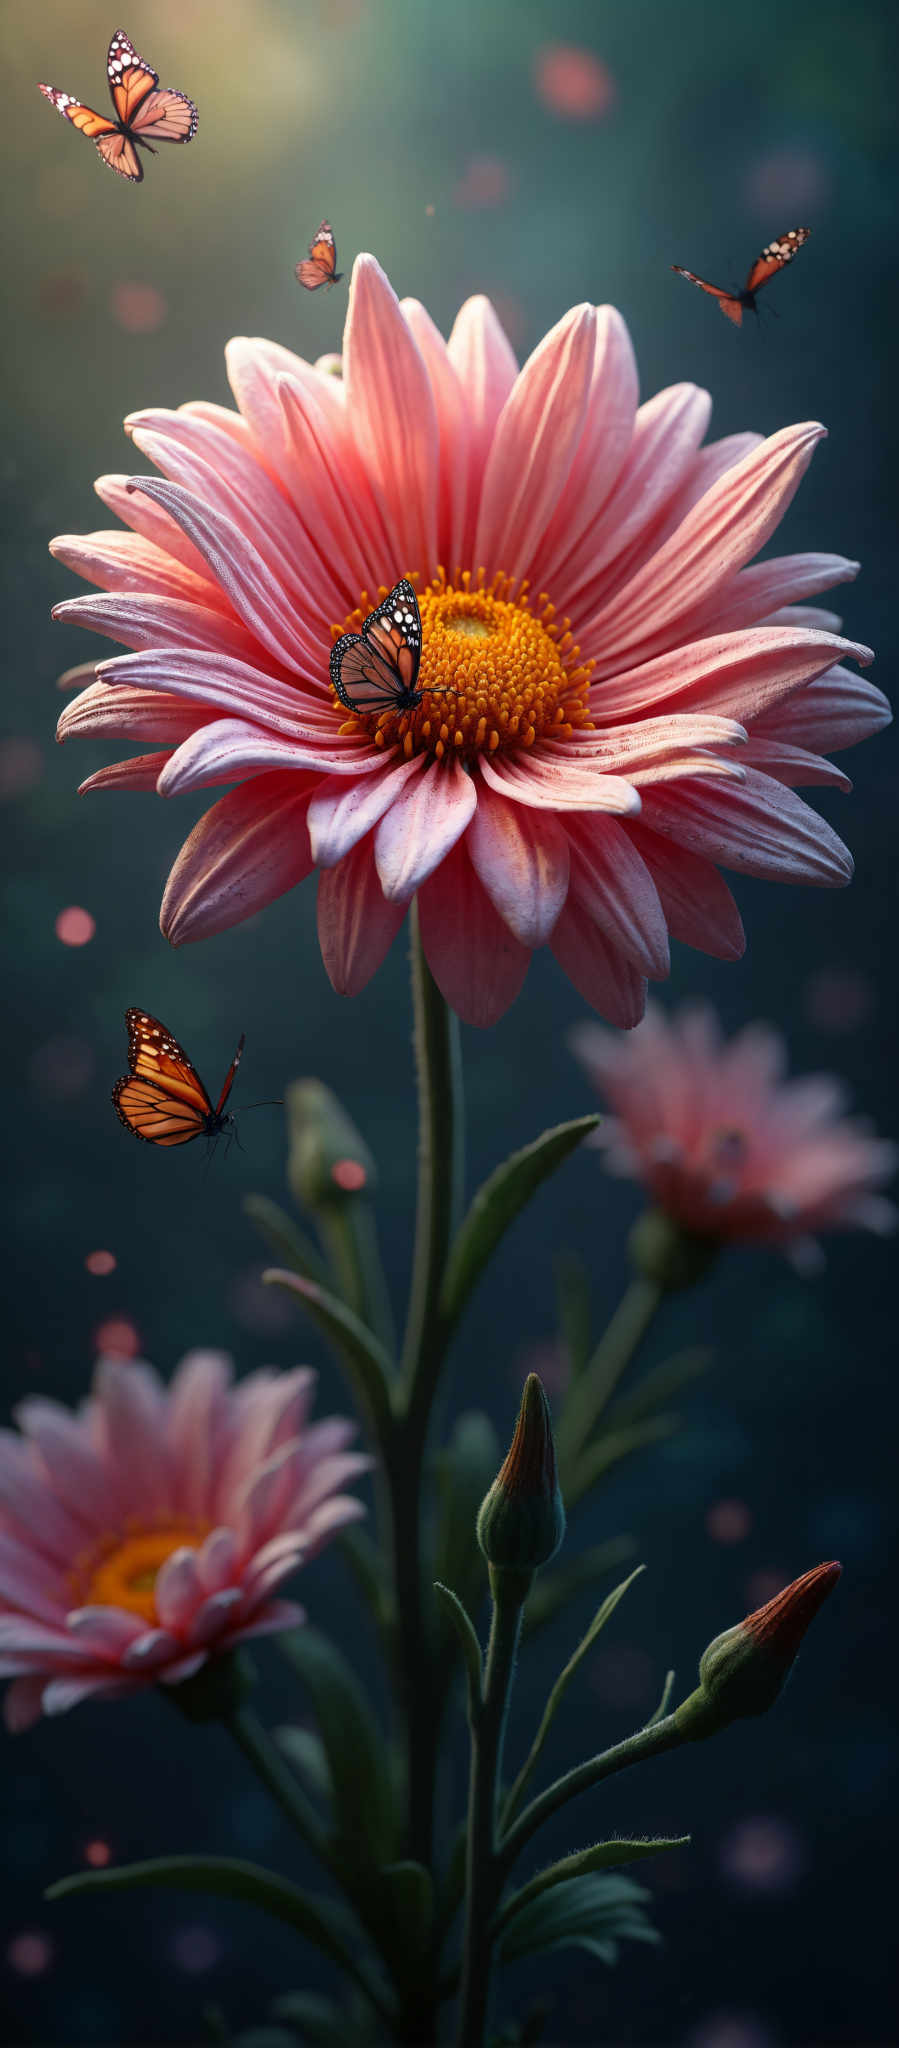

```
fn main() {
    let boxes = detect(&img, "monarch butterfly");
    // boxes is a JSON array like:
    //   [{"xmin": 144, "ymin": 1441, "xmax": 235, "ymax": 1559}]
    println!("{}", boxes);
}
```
[
  {"xmin": 295, "ymin": 221, "xmax": 343, "ymax": 291},
  {"xmin": 331, "ymin": 579, "xmax": 450, "ymax": 716},
  {"xmin": 671, "ymin": 226, "xmax": 811, "ymax": 327},
  {"xmin": 38, "ymin": 28, "xmax": 197, "ymax": 184},
  {"xmin": 113, "ymin": 1009, "xmax": 244, "ymax": 1148}
]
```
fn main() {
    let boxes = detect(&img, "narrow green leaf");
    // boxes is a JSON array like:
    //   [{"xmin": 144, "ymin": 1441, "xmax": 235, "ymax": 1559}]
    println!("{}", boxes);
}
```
[
  {"xmin": 276, "ymin": 1725, "xmax": 333, "ymax": 1806},
  {"xmin": 644, "ymin": 1669, "xmax": 676, "ymax": 1727},
  {"xmin": 279, "ymin": 1629, "xmax": 395, "ymax": 1869},
  {"xmin": 522, "ymin": 1536, "xmax": 637, "ymax": 1639},
  {"xmin": 497, "ymin": 1871, "xmax": 658, "ymax": 1966},
  {"xmin": 46, "ymin": 1856, "xmax": 388, "ymax": 2011},
  {"xmin": 433, "ymin": 1411, "xmax": 499, "ymax": 1618},
  {"xmin": 272, "ymin": 1993, "xmax": 360, "ymax": 2046},
  {"xmin": 554, "ymin": 1250, "xmax": 593, "ymax": 1378},
  {"xmin": 243, "ymin": 1195, "xmax": 330, "ymax": 1287},
  {"xmin": 433, "ymin": 1582, "xmax": 483, "ymax": 1709},
  {"xmin": 263, "ymin": 1268, "xmax": 393, "ymax": 1443},
  {"xmin": 440, "ymin": 1116, "xmax": 600, "ymax": 1332},
  {"xmin": 497, "ymin": 1838, "xmax": 688, "ymax": 1937},
  {"xmin": 380, "ymin": 1860, "xmax": 433, "ymax": 1954},
  {"xmin": 565, "ymin": 1414, "xmax": 679, "ymax": 1509},
  {"xmin": 504, "ymin": 1569, "xmax": 644, "ymax": 1825},
  {"xmin": 609, "ymin": 1348, "xmax": 713, "ymax": 1428}
]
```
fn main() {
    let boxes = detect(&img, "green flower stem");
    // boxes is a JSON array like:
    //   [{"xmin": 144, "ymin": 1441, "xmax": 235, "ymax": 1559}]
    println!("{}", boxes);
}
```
[
  {"xmin": 455, "ymin": 1572, "xmax": 529, "ymax": 2048},
  {"xmin": 226, "ymin": 1704, "xmax": 332, "ymax": 1865},
  {"xmin": 555, "ymin": 1274, "xmax": 664, "ymax": 1499},
  {"xmin": 317, "ymin": 1200, "xmax": 397, "ymax": 1357},
  {"xmin": 497, "ymin": 1711, "xmax": 685, "ymax": 1881}
]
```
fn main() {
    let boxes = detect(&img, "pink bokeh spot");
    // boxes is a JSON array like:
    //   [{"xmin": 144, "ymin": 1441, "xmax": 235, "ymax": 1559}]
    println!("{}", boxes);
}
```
[
  {"xmin": 573, "ymin": 1001, "xmax": 896, "ymax": 1258},
  {"xmin": 7, "ymin": 1932, "xmax": 54, "ymax": 1977},
  {"xmin": 0, "ymin": 737, "xmax": 44, "ymax": 798},
  {"xmin": 534, "ymin": 44, "xmax": 616, "ymax": 119},
  {"xmin": 85, "ymin": 1250, "xmax": 117, "ymax": 1277},
  {"xmin": 55, "ymin": 905, "xmax": 95, "ymax": 947},
  {"xmin": 52, "ymin": 256, "xmax": 888, "ymax": 1030},
  {"xmin": 83, "ymin": 1837, "xmax": 112, "ymax": 1867},
  {"xmin": 110, "ymin": 281, "xmax": 168, "ymax": 334},
  {"xmin": 452, "ymin": 157, "xmax": 513, "ymax": 208},
  {"xmin": 91, "ymin": 1316, "xmax": 141, "ymax": 1358},
  {"xmin": 706, "ymin": 1498, "xmax": 753, "ymax": 1545},
  {"xmin": 331, "ymin": 1158, "xmax": 367, "ymax": 1191}
]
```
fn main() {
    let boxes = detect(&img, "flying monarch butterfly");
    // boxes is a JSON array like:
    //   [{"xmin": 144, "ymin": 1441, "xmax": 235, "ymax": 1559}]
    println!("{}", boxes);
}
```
[
  {"xmin": 671, "ymin": 226, "xmax": 811, "ymax": 327},
  {"xmin": 113, "ymin": 1009, "xmax": 245, "ymax": 1148},
  {"xmin": 331, "ymin": 579, "xmax": 452, "ymax": 717},
  {"xmin": 38, "ymin": 27, "xmax": 197, "ymax": 184},
  {"xmin": 295, "ymin": 221, "xmax": 343, "ymax": 291}
]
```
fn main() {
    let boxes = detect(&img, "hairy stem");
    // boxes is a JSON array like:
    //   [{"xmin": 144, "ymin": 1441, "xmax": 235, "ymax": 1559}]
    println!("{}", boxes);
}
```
[
  {"xmin": 498, "ymin": 1711, "xmax": 685, "ymax": 1880},
  {"xmin": 455, "ymin": 1578, "xmax": 527, "ymax": 2048}
]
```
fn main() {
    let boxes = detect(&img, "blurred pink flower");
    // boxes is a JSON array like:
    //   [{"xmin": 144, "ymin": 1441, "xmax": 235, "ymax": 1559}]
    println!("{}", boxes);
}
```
[
  {"xmin": 534, "ymin": 45, "xmax": 616, "ymax": 119},
  {"xmin": 0, "ymin": 1352, "xmax": 367, "ymax": 1730},
  {"xmin": 572, "ymin": 1002, "xmax": 897, "ymax": 1258},
  {"xmin": 54, "ymin": 258, "xmax": 888, "ymax": 1028}
]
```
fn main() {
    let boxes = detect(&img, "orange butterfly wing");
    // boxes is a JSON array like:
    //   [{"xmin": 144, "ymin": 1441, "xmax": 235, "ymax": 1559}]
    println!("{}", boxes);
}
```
[
  {"xmin": 671, "ymin": 267, "xmax": 744, "ymax": 325},
  {"xmin": 123, "ymin": 1008, "xmax": 214, "ymax": 1114},
  {"xmin": 130, "ymin": 88, "xmax": 198, "ymax": 143},
  {"xmin": 96, "ymin": 130, "xmax": 144, "ymax": 180},
  {"xmin": 113, "ymin": 1076, "xmax": 209, "ymax": 1146},
  {"xmin": 106, "ymin": 28, "xmax": 158, "ymax": 124},
  {"xmin": 296, "ymin": 221, "xmax": 340, "ymax": 289},
  {"xmin": 38, "ymin": 85, "xmax": 118, "ymax": 138},
  {"xmin": 744, "ymin": 226, "xmax": 811, "ymax": 296}
]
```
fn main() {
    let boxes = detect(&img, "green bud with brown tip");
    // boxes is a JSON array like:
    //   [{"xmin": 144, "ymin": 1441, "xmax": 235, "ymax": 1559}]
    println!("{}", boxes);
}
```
[
  {"xmin": 674, "ymin": 1561, "xmax": 842, "ymax": 1740},
  {"xmin": 476, "ymin": 1374, "xmax": 565, "ymax": 1589}
]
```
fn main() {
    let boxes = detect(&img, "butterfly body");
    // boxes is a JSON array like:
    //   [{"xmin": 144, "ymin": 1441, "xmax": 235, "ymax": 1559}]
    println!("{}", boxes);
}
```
[
  {"xmin": 39, "ymin": 29, "xmax": 197, "ymax": 183},
  {"xmin": 672, "ymin": 227, "xmax": 811, "ymax": 326},
  {"xmin": 331, "ymin": 579, "xmax": 438, "ymax": 716},
  {"xmin": 113, "ymin": 1009, "xmax": 244, "ymax": 1148},
  {"xmin": 296, "ymin": 221, "xmax": 343, "ymax": 291}
]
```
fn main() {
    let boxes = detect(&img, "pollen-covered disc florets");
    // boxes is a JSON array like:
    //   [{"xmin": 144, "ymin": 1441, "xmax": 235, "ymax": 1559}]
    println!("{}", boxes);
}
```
[{"xmin": 333, "ymin": 569, "xmax": 594, "ymax": 763}]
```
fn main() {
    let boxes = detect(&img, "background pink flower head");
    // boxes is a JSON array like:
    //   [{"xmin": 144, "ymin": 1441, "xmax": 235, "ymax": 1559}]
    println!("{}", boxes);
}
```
[
  {"xmin": 54, "ymin": 256, "xmax": 889, "ymax": 1028},
  {"xmin": 0, "ymin": 1351, "xmax": 368, "ymax": 1731},
  {"xmin": 572, "ymin": 1001, "xmax": 897, "ymax": 1262}
]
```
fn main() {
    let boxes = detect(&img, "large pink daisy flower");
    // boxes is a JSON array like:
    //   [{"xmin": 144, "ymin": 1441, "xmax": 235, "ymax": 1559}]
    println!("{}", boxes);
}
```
[
  {"xmin": 54, "ymin": 258, "xmax": 889, "ymax": 1027},
  {"xmin": 0, "ymin": 1352, "xmax": 368, "ymax": 1730},
  {"xmin": 572, "ymin": 1002, "xmax": 897, "ymax": 1261}
]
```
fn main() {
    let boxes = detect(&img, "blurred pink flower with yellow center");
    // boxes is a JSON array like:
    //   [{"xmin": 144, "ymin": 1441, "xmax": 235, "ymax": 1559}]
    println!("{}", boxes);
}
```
[
  {"xmin": 0, "ymin": 1351, "xmax": 368, "ymax": 1730},
  {"xmin": 54, "ymin": 258, "xmax": 889, "ymax": 1027}
]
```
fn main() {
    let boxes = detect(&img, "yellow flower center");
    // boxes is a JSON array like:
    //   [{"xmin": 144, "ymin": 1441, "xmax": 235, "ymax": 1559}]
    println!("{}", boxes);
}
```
[
  {"xmin": 332, "ymin": 570, "xmax": 594, "ymax": 763},
  {"xmin": 70, "ymin": 1520, "xmax": 212, "ymax": 1625}
]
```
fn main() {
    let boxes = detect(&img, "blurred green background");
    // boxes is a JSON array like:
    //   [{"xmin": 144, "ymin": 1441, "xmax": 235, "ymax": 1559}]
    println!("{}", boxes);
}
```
[{"xmin": 1, "ymin": 1, "xmax": 896, "ymax": 2043}]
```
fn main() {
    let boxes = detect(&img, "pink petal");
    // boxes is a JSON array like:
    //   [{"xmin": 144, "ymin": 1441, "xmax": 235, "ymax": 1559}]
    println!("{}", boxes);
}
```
[
  {"xmin": 65, "ymin": 1606, "xmax": 146, "ymax": 1653},
  {"xmin": 466, "ymin": 787, "xmax": 570, "ymax": 945},
  {"xmin": 196, "ymin": 1527, "xmax": 239, "ymax": 1593},
  {"xmin": 293, "ymin": 1496, "xmax": 367, "ymax": 1557},
  {"xmin": 225, "ymin": 337, "xmax": 345, "ymax": 484},
  {"xmin": 343, "ymin": 255, "xmax": 439, "ymax": 579},
  {"xmin": 0, "ymin": 1432, "xmax": 92, "ymax": 1564},
  {"xmin": 275, "ymin": 375, "xmax": 387, "ymax": 597},
  {"xmin": 586, "ymin": 424, "xmax": 828, "ymax": 671},
  {"xmin": 226, "ymin": 1598, "xmax": 306, "ymax": 1644},
  {"xmin": 122, "ymin": 478, "xmax": 325, "ymax": 674},
  {"xmin": 564, "ymin": 384, "xmax": 712, "ymax": 614},
  {"xmin": 0, "ymin": 1532, "xmax": 66, "ymax": 1626},
  {"xmin": 566, "ymin": 816, "xmax": 670, "ymax": 977},
  {"xmin": 473, "ymin": 304, "xmax": 597, "ymax": 581},
  {"xmin": 751, "ymin": 665, "xmax": 891, "ymax": 754},
  {"xmin": 80, "ymin": 751, "xmax": 175, "ymax": 797},
  {"xmin": 307, "ymin": 752, "xmax": 427, "ymax": 867},
  {"xmin": 186, "ymin": 1589, "xmax": 244, "ymax": 1648},
  {"xmin": 591, "ymin": 626, "xmax": 872, "ymax": 726},
  {"xmin": 623, "ymin": 821, "xmax": 746, "ymax": 961},
  {"xmin": 417, "ymin": 838, "xmax": 531, "ymax": 1026},
  {"xmin": 680, "ymin": 553, "xmax": 861, "ymax": 641},
  {"xmin": 58, "ymin": 680, "xmax": 219, "ymax": 746},
  {"xmin": 161, "ymin": 772, "xmax": 317, "ymax": 945},
  {"xmin": 94, "ymin": 472, "xmax": 217, "ymax": 583},
  {"xmin": 0, "ymin": 1616, "xmax": 100, "ymax": 1667},
  {"xmin": 50, "ymin": 528, "xmax": 217, "ymax": 605},
  {"xmin": 446, "ymin": 295, "xmax": 519, "ymax": 563},
  {"xmin": 551, "ymin": 899, "xmax": 649, "ymax": 1026},
  {"xmin": 4, "ymin": 1676, "xmax": 48, "ymax": 1731},
  {"xmin": 42, "ymin": 1674, "xmax": 141, "ymax": 1716},
  {"xmin": 157, "ymin": 718, "xmax": 361, "ymax": 797},
  {"xmin": 401, "ymin": 297, "xmax": 470, "ymax": 574},
  {"xmin": 13, "ymin": 1399, "xmax": 122, "ymax": 1532},
  {"xmin": 154, "ymin": 1549, "xmax": 202, "ymax": 1632},
  {"xmin": 478, "ymin": 749, "xmax": 641, "ymax": 815},
  {"xmin": 167, "ymin": 1350, "xmax": 232, "ymax": 1520},
  {"xmin": 317, "ymin": 834, "xmax": 407, "ymax": 996},
  {"xmin": 120, "ymin": 1628, "xmax": 181, "ymax": 1671},
  {"xmin": 374, "ymin": 756, "xmax": 478, "ymax": 902},
  {"xmin": 739, "ymin": 738, "xmax": 852, "ymax": 791},
  {"xmin": 534, "ymin": 307, "xmax": 639, "ymax": 592},
  {"xmin": 639, "ymin": 767, "xmax": 854, "ymax": 887},
  {"xmin": 157, "ymin": 1651, "xmax": 208, "ymax": 1685},
  {"xmin": 94, "ymin": 1358, "xmax": 172, "ymax": 1518},
  {"xmin": 51, "ymin": 590, "xmax": 268, "ymax": 664},
  {"xmin": 760, "ymin": 605, "xmax": 843, "ymax": 633}
]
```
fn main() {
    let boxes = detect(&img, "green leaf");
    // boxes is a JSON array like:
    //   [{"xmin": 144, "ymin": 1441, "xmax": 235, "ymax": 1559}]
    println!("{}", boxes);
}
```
[
  {"xmin": 433, "ymin": 1411, "xmax": 499, "ymax": 1621},
  {"xmin": 243, "ymin": 1194, "xmax": 331, "ymax": 1288},
  {"xmin": 46, "ymin": 1856, "xmax": 388, "ymax": 2011},
  {"xmin": 522, "ymin": 1536, "xmax": 637, "ymax": 1639},
  {"xmin": 276, "ymin": 1725, "xmax": 333, "ymax": 1806},
  {"xmin": 380, "ymin": 1860, "xmax": 433, "ymax": 1955},
  {"xmin": 497, "ymin": 1872, "xmax": 659, "ymax": 1967},
  {"xmin": 554, "ymin": 1250, "xmax": 593, "ymax": 1378},
  {"xmin": 272, "ymin": 1992, "xmax": 363, "ymax": 2045},
  {"xmin": 565, "ymin": 1414, "xmax": 679, "ymax": 1509},
  {"xmin": 339, "ymin": 1525, "xmax": 395, "ymax": 1637},
  {"xmin": 263, "ymin": 1268, "xmax": 393, "ymax": 1444},
  {"xmin": 433, "ymin": 1582, "xmax": 483, "ymax": 1710},
  {"xmin": 498, "ymin": 1841, "xmax": 686, "ymax": 1942},
  {"xmin": 608, "ymin": 1348, "xmax": 713, "ymax": 1428},
  {"xmin": 504, "ymin": 1569, "xmax": 645, "ymax": 1824},
  {"xmin": 279, "ymin": 1628, "xmax": 395, "ymax": 1869},
  {"xmin": 440, "ymin": 1116, "xmax": 600, "ymax": 1332},
  {"xmin": 644, "ymin": 1669, "xmax": 676, "ymax": 1726}
]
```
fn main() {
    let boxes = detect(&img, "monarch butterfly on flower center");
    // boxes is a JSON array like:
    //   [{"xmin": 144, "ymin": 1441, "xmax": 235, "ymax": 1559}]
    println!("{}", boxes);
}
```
[{"xmin": 331, "ymin": 580, "xmax": 447, "ymax": 716}]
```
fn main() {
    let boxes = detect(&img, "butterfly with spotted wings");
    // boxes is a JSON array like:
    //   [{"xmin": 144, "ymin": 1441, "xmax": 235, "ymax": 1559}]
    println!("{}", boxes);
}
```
[
  {"xmin": 331, "ymin": 579, "xmax": 452, "ymax": 717},
  {"xmin": 672, "ymin": 226, "xmax": 811, "ymax": 326},
  {"xmin": 296, "ymin": 221, "xmax": 343, "ymax": 291},
  {"xmin": 113, "ymin": 1009, "xmax": 246, "ymax": 1149},
  {"xmin": 38, "ymin": 28, "xmax": 197, "ymax": 184}
]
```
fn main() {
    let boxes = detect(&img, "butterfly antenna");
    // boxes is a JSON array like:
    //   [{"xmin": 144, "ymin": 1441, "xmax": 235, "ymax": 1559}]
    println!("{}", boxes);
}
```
[{"xmin": 240, "ymin": 1099, "xmax": 284, "ymax": 1113}]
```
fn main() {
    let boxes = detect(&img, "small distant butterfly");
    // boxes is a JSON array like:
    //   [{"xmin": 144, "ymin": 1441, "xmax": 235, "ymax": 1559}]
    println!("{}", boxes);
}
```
[
  {"xmin": 671, "ymin": 226, "xmax": 811, "ymax": 327},
  {"xmin": 295, "ymin": 221, "xmax": 343, "ymax": 291},
  {"xmin": 113, "ymin": 1009, "xmax": 244, "ymax": 1148},
  {"xmin": 38, "ymin": 27, "xmax": 197, "ymax": 184},
  {"xmin": 331, "ymin": 580, "xmax": 438, "ymax": 715}
]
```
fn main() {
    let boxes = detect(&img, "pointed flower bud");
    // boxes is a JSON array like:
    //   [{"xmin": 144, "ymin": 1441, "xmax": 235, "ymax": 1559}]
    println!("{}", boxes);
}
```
[
  {"xmin": 286, "ymin": 1079, "xmax": 376, "ymax": 1211},
  {"xmin": 674, "ymin": 1561, "xmax": 841, "ymax": 1740},
  {"xmin": 477, "ymin": 1374, "xmax": 566, "ymax": 1587}
]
